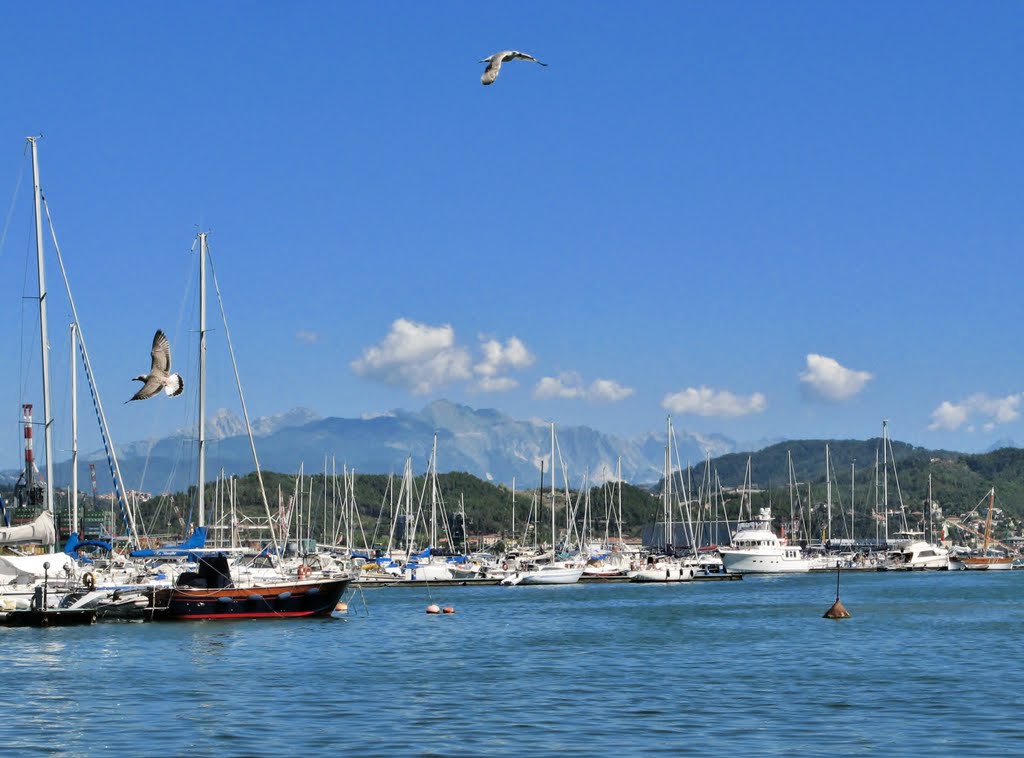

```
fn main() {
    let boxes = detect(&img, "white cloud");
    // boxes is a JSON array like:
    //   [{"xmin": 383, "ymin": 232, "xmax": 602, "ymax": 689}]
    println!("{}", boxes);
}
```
[
  {"xmin": 474, "ymin": 336, "xmax": 535, "ymax": 392},
  {"xmin": 535, "ymin": 372, "xmax": 586, "ymax": 400},
  {"xmin": 799, "ymin": 354, "xmax": 872, "ymax": 401},
  {"xmin": 475, "ymin": 336, "xmax": 534, "ymax": 376},
  {"xmin": 295, "ymin": 330, "xmax": 319, "ymax": 344},
  {"xmin": 533, "ymin": 372, "xmax": 634, "ymax": 403},
  {"xmin": 928, "ymin": 401, "xmax": 969, "ymax": 431},
  {"xmin": 661, "ymin": 386, "xmax": 767, "ymax": 417},
  {"xmin": 351, "ymin": 318, "xmax": 471, "ymax": 394},
  {"xmin": 477, "ymin": 376, "xmax": 519, "ymax": 392},
  {"xmin": 928, "ymin": 393, "xmax": 1023, "ymax": 432},
  {"xmin": 589, "ymin": 378, "xmax": 634, "ymax": 402}
]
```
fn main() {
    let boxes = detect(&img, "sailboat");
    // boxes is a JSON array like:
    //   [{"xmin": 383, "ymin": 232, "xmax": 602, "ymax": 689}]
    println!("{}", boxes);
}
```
[
  {"xmin": 146, "ymin": 232, "xmax": 349, "ymax": 619},
  {"xmin": 878, "ymin": 421, "xmax": 949, "ymax": 570},
  {"xmin": 501, "ymin": 423, "xmax": 585, "ymax": 585},
  {"xmin": 0, "ymin": 139, "xmax": 88, "ymax": 621},
  {"xmin": 955, "ymin": 489, "xmax": 1013, "ymax": 571},
  {"xmin": 631, "ymin": 417, "xmax": 695, "ymax": 582}
]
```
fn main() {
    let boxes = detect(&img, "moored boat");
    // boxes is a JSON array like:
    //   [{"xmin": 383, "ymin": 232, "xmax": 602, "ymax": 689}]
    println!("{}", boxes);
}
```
[
  {"xmin": 718, "ymin": 508, "xmax": 819, "ymax": 574},
  {"xmin": 884, "ymin": 531, "xmax": 949, "ymax": 570},
  {"xmin": 147, "ymin": 554, "xmax": 350, "ymax": 620},
  {"xmin": 955, "ymin": 489, "xmax": 1013, "ymax": 571},
  {"xmin": 501, "ymin": 561, "xmax": 584, "ymax": 586}
]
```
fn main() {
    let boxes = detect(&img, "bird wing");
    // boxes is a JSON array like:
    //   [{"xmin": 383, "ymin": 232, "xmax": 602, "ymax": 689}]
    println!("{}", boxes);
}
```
[
  {"xmin": 129, "ymin": 377, "xmax": 164, "ymax": 402},
  {"xmin": 481, "ymin": 56, "xmax": 503, "ymax": 85},
  {"xmin": 150, "ymin": 330, "xmax": 172, "ymax": 375},
  {"xmin": 512, "ymin": 52, "xmax": 547, "ymax": 66}
]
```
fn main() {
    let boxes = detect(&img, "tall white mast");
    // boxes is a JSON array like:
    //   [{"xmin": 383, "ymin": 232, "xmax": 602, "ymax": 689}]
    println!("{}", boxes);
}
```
[
  {"xmin": 850, "ymin": 461, "xmax": 856, "ymax": 545},
  {"xmin": 825, "ymin": 443, "xmax": 832, "ymax": 543},
  {"xmin": 787, "ymin": 450, "xmax": 795, "ymax": 531},
  {"xmin": 882, "ymin": 419, "xmax": 889, "ymax": 543},
  {"xmin": 197, "ymin": 231, "xmax": 208, "ymax": 528},
  {"xmin": 430, "ymin": 433, "xmax": 438, "ymax": 548},
  {"xmin": 664, "ymin": 416, "xmax": 673, "ymax": 553},
  {"xmin": 70, "ymin": 323, "xmax": 78, "ymax": 536},
  {"xmin": 927, "ymin": 472, "xmax": 933, "ymax": 544},
  {"xmin": 27, "ymin": 137, "xmax": 55, "ymax": 529},
  {"xmin": 550, "ymin": 422, "xmax": 556, "ymax": 554},
  {"xmin": 616, "ymin": 457, "xmax": 623, "ymax": 548},
  {"xmin": 510, "ymin": 476, "xmax": 516, "ymax": 543},
  {"xmin": 873, "ymin": 447, "xmax": 880, "ymax": 543}
]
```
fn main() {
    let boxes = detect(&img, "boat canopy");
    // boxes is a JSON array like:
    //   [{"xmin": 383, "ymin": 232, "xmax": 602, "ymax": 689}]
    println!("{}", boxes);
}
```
[
  {"xmin": 129, "ymin": 526, "xmax": 208, "ymax": 558},
  {"xmin": 63, "ymin": 532, "xmax": 114, "ymax": 555}
]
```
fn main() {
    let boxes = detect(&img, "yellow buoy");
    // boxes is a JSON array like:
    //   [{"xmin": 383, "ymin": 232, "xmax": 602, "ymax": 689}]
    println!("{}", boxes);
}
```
[
  {"xmin": 426, "ymin": 604, "xmax": 441, "ymax": 614},
  {"xmin": 442, "ymin": 606, "xmax": 455, "ymax": 614}
]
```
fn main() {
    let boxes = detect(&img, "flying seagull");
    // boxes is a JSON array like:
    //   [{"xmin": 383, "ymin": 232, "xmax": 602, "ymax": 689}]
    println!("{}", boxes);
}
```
[
  {"xmin": 480, "ymin": 50, "xmax": 547, "ymax": 85},
  {"xmin": 127, "ymin": 329, "xmax": 184, "ymax": 402}
]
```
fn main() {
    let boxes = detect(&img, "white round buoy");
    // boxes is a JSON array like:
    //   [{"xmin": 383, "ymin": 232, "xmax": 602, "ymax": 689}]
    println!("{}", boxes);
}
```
[
  {"xmin": 334, "ymin": 601, "xmax": 348, "ymax": 615},
  {"xmin": 426, "ymin": 604, "xmax": 441, "ymax": 614}
]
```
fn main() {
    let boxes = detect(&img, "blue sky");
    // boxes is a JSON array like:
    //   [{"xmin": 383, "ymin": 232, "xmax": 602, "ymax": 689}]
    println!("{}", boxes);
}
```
[{"xmin": 1, "ymin": 2, "xmax": 1023, "ymax": 473}]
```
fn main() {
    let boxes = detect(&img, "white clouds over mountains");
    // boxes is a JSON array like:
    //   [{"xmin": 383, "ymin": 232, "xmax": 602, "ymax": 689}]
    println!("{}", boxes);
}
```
[
  {"xmin": 475, "ymin": 336, "xmax": 535, "ymax": 391},
  {"xmin": 352, "ymin": 318, "xmax": 634, "ymax": 402},
  {"xmin": 661, "ymin": 386, "xmax": 767, "ymax": 418},
  {"xmin": 533, "ymin": 372, "xmax": 634, "ymax": 402},
  {"xmin": 351, "ymin": 319, "xmax": 472, "ymax": 394},
  {"xmin": 352, "ymin": 319, "xmax": 538, "ymax": 395}
]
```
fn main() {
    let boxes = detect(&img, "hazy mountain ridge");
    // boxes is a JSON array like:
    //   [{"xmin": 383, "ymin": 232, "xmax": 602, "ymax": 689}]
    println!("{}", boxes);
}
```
[{"xmin": 18, "ymin": 400, "xmax": 740, "ymax": 493}]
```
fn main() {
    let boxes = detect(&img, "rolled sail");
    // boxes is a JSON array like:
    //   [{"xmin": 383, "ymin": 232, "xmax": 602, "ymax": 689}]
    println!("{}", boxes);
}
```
[{"xmin": 0, "ymin": 509, "xmax": 56, "ymax": 546}]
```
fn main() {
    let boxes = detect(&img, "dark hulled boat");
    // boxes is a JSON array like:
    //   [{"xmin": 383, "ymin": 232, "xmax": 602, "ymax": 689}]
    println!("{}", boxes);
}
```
[{"xmin": 148, "ymin": 555, "xmax": 350, "ymax": 621}]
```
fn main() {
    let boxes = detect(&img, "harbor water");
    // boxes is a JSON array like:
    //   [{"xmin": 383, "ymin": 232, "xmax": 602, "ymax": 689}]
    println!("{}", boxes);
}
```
[{"xmin": 2, "ymin": 570, "xmax": 1022, "ymax": 756}]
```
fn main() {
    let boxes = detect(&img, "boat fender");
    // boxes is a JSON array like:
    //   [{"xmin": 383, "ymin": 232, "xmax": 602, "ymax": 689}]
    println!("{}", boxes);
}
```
[{"xmin": 82, "ymin": 572, "xmax": 96, "ymax": 590}]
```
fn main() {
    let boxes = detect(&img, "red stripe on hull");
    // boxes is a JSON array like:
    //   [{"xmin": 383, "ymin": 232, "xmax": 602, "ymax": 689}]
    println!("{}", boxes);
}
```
[{"xmin": 164, "ymin": 610, "xmax": 321, "ymax": 620}]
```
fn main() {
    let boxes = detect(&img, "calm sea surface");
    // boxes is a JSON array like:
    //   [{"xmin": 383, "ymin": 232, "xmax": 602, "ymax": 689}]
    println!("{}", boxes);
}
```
[{"xmin": 2, "ymin": 570, "xmax": 1022, "ymax": 756}]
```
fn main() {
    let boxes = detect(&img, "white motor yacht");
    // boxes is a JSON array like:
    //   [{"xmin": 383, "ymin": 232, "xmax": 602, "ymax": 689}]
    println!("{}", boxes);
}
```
[
  {"xmin": 886, "ymin": 532, "xmax": 950, "ymax": 569},
  {"xmin": 718, "ymin": 508, "xmax": 822, "ymax": 574}
]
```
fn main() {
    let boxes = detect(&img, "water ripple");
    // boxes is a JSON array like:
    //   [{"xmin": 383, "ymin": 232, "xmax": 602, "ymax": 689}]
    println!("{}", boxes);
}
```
[{"xmin": 2, "ymin": 573, "xmax": 1023, "ymax": 754}]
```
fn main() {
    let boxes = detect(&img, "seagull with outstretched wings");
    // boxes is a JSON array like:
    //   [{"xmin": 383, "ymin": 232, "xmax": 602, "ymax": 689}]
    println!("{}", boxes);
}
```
[
  {"xmin": 480, "ymin": 50, "xmax": 548, "ymax": 85},
  {"xmin": 127, "ymin": 329, "xmax": 184, "ymax": 402}
]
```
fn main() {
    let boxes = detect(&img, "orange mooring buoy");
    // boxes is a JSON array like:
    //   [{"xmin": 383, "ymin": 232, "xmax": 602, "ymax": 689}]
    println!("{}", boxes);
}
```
[
  {"xmin": 824, "ymin": 562, "xmax": 852, "ymax": 619},
  {"xmin": 442, "ymin": 606, "xmax": 455, "ymax": 614},
  {"xmin": 426, "ymin": 604, "xmax": 441, "ymax": 614}
]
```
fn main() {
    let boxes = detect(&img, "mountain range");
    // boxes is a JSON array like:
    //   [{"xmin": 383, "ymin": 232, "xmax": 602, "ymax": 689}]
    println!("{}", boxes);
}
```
[
  {"xmin": 7, "ymin": 400, "xmax": 1023, "ymax": 520},
  {"xmin": 16, "ymin": 400, "xmax": 746, "ymax": 494}
]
